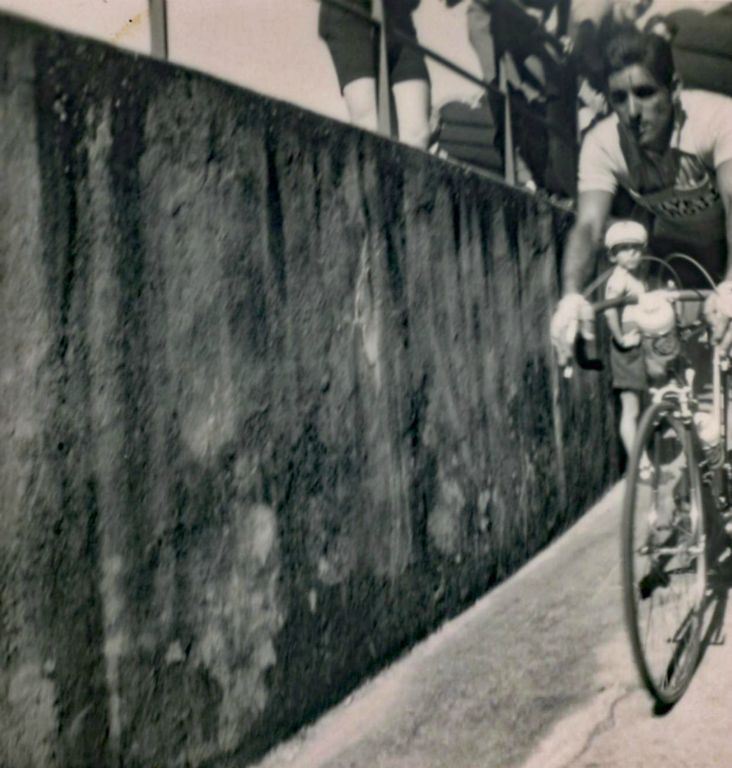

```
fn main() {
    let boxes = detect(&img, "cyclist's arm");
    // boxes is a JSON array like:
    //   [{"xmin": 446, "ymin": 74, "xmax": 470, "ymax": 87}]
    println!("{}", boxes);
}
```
[
  {"xmin": 718, "ymin": 158, "xmax": 732, "ymax": 281},
  {"xmin": 562, "ymin": 189, "xmax": 614, "ymax": 294}
]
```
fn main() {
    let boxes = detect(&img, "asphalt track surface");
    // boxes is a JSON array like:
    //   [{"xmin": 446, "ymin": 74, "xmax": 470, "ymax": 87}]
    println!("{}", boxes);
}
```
[{"xmin": 252, "ymin": 483, "xmax": 732, "ymax": 768}]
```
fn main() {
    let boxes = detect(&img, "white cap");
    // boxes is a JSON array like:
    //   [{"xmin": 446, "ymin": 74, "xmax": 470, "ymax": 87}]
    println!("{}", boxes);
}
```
[{"xmin": 604, "ymin": 220, "xmax": 648, "ymax": 250}]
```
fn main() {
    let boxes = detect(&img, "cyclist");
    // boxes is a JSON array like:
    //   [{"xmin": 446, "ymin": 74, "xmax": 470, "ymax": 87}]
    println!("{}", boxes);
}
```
[{"xmin": 550, "ymin": 27, "xmax": 732, "ymax": 362}]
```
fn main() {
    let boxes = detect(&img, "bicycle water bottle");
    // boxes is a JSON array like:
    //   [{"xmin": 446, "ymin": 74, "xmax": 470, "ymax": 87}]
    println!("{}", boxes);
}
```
[{"xmin": 632, "ymin": 292, "xmax": 675, "ymax": 334}]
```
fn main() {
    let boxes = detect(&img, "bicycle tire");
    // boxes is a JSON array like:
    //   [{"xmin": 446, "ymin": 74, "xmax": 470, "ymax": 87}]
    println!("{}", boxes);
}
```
[{"xmin": 621, "ymin": 400, "xmax": 706, "ymax": 707}]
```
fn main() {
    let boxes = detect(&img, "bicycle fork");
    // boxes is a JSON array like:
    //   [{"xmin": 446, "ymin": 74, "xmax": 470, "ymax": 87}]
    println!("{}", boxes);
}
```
[{"xmin": 692, "ymin": 348, "xmax": 732, "ymax": 537}]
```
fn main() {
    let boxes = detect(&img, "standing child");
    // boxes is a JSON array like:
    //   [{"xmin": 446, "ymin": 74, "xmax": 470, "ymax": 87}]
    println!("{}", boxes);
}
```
[{"xmin": 603, "ymin": 220, "xmax": 650, "ymax": 463}]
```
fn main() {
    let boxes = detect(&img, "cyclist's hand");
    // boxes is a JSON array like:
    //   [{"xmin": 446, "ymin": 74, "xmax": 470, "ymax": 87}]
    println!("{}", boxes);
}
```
[
  {"xmin": 550, "ymin": 293, "xmax": 594, "ymax": 367},
  {"xmin": 705, "ymin": 281, "xmax": 732, "ymax": 354},
  {"xmin": 622, "ymin": 329, "xmax": 641, "ymax": 348}
]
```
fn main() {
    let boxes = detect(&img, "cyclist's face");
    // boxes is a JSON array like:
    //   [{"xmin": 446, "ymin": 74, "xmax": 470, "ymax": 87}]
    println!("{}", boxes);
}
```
[
  {"xmin": 614, "ymin": 245, "xmax": 644, "ymax": 272},
  {"xmin": 607, "ymin": 65, "xmax": 674, "ymax": 151}
]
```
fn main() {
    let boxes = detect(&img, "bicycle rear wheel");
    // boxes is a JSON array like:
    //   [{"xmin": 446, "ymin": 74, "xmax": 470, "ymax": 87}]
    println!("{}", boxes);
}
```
[{"xmin": 622, "ymin": 400, "xmax": 706, "ymax": 706}]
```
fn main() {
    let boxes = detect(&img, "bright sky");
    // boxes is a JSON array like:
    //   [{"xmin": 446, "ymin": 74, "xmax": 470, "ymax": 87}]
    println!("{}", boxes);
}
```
[{"xmin": 0, "ymin": 0, "xmax": 727, "ymax": 126}]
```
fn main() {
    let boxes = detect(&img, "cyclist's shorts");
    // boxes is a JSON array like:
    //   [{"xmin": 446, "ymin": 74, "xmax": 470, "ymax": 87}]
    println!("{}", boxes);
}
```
[
  {"xmin": 319, "ymin": 1, "xmax": 429, "ymax": 92},
  {"xmin": 611, "ymin": 331, "xmax": 682, "ymax": 391},
  {"xmin": 610, "ymin": 339, "xmax": 647, "ymax": 392}
]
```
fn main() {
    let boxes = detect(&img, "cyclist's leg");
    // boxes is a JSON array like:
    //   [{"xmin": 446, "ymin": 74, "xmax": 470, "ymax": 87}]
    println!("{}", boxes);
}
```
[
  {"xmin": 619, "ymin": 389, "xmax": 641, "ymax": 459},
  {"xmin": 609, "ymin": 340, "xmax": 647, "ymax": 469}
]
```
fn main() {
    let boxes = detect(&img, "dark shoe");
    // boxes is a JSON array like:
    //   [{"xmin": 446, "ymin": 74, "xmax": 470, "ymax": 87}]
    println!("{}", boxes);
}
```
[{"xmin": 639, "ymin": 563, "xmax": 671, "ymax": 599}]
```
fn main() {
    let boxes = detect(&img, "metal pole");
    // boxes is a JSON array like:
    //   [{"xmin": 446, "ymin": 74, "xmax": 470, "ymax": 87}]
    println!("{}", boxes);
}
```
[
  {"xmin": 372, "ymin": 0, "xmax": 394, "ymax": 139},
  {"xmin": 500, "ymin": 57, "xmax": 516, "ymax": 186},
  {"xmin": 149, "ymin": 0, "xmax": 169, "ymax": 60}
]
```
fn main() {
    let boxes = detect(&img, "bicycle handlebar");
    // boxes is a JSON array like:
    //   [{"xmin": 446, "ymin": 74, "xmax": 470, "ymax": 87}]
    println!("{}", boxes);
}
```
[
  {"xmin": 561, "ymin": 288, "xmax": 714, "ymax": 379},
  {"xmin": 590, "ymin": 288, "xmax": 712, "ymax": 315}
]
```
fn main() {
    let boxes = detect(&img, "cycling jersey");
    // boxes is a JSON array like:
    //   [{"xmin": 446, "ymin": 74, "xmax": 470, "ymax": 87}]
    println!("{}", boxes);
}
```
[{"xmin": 578, "ymin": 90, "xmax": 732, "ymax": 247}]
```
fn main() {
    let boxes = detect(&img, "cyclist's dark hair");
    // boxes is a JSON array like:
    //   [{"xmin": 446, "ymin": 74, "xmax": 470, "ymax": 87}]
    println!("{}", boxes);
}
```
[{"xmin": 602, "ymin": 28, "xmax": 675, "ymax": 91}]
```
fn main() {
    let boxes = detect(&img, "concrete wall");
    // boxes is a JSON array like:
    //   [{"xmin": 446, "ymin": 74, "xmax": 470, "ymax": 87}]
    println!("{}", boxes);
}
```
[{"xmin": 0, "ymin": 15, "xmax": 618, "ymax": 768}]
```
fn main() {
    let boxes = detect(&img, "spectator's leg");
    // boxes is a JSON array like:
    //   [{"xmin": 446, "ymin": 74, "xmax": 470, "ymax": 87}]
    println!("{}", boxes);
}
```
[
  {"xmin": 471, "ymin": 1, "xmax": 544, "ymax": 186},
  {"xmin": 388, "ymin": 13, "xmax": 431, "ymax": 150},
  {"xmin": 519, "ymin": 54, "xmax": 546, "ymax": 103},
  {"xmin": 343, "ymin": 78, "xmax": 379, "ymax": 133},
  {"xmin": 392, "ymin": 79, "xmax": 431, "ymax": 149},
  {"xmin": 319, "ymin": 3, "xmax": 378, "ymax": 132},
  {"xmin": 489, "ymin": 0, "xmax": 543, "ymax": 100},
  {"xmin": 467, "ymin": 2, "xmax": 498, "ymax": 86},
  {"xmin": 467, "ymin": 2, "xmax": 514, "ymax": 175}
]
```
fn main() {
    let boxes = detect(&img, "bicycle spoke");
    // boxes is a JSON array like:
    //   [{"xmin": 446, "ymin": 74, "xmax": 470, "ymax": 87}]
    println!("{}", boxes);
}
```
[{"xmin": 622, "ymin": 405, "xmax": 705, "ymax": 706}]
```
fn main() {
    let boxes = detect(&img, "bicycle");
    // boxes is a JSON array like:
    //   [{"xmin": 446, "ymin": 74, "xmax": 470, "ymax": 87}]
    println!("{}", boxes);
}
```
[{"xmin": 575, "ymin": 258, "xmax": 732, "ymax": 707}]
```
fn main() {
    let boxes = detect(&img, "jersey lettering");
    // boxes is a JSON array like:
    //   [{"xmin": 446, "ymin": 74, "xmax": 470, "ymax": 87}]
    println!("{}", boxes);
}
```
[{"xmin": 628, "ymin": 153, "xmax": 722, "ymax": 222}]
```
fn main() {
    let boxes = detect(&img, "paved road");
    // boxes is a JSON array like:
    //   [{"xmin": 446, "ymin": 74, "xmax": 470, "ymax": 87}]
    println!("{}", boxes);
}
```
[{"xmin": 251, "ymin": 483, "xmax": 732, "ymax": 768}]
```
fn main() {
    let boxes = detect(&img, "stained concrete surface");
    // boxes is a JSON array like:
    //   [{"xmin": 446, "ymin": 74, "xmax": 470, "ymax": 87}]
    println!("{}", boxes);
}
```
[
  {"xmin": 1, "ymin": 13, "xmax": 620, "ymax": 766},
  {"xmin": 251, "ymin": 483, "xmax": 732, "ymax": 768}
]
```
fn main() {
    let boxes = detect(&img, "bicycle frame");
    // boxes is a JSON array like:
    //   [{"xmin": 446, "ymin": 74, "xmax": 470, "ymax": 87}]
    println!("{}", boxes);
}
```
[
  {"xmin": 576, "ymin": 263, "xmax": 732, "ymax": 705},
  {"xmin": 701, "ymin": 347, "xmax": 732, "ymax": 515},
  {"xmin": 609, "ymin": 290, "xmax": 719, "ymax": 706},
  {"xmin": 602, "ymin": 290, "xmax": 732, "ymax": 512},
  {"xmin": 583, "ymin": 268, "xmax": 732, "ymax": 515},
  {"xmin": 650, "ymin": 344, "xmax": 732, "ymax": 508}
]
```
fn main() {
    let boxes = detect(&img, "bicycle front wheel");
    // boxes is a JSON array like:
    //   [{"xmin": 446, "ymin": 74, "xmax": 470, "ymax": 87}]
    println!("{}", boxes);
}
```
[{"xmin": 622, "ymin": 400, "xmax": 706, "ymax": 707}]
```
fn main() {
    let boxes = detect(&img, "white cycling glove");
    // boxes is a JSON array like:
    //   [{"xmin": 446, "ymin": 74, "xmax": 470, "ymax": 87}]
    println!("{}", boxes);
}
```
[
  {"xmin": 550, "ymin": 293, "xmax": 594, "ymax": 368},
  {"xmin": 714, "ymin": 281, "xmax": 732, "ymax": 317},
  {"xmin": 705, "ymin": 281, "xmax": 732, "ymax": 352}
]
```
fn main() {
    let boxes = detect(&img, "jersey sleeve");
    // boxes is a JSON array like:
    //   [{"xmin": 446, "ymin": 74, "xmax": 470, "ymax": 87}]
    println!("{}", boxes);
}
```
[
  {"xmin": 577, "ymin": 121, "xmax": 620, "ymax": 195},
  {"xmin": 706, "ymin": 92, "xmax": 732, "ymax": 169}
]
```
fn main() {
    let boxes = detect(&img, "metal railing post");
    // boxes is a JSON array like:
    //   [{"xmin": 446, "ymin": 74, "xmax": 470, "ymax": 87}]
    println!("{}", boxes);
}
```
[
  {"xmin": 149, "ymin": 0, "xmax": 169, "ymax": 60},
  {"xmin": 319, "ymin": 0, "xmax": 577, "ymax": 181},
  {"xmin": 372, "ymin": 0, "xmax": 395, "ymax": 139},
  {"xmin": 499, "ymin": 56, "xmax": 516, "ymax": 186}
]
